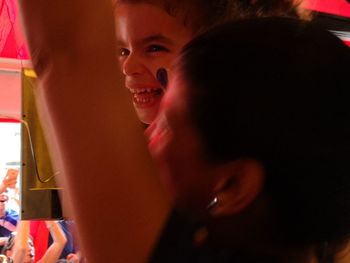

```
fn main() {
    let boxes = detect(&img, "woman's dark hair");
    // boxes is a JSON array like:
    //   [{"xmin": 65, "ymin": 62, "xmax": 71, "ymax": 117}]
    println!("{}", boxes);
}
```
[
  {"xmin": 178, "ymin": 17, "xmax": 350, "ymax": 256},
  {"xmin": 1, "ymin": 232, "xmax": 34, "ymax": 256},
  {"xmin": 114, "ymin": 0, "xmax": 308, "ymax": 35},
  {"xmin": 1, "ymin": 233, "xmax": 15, "ymax": 256}
]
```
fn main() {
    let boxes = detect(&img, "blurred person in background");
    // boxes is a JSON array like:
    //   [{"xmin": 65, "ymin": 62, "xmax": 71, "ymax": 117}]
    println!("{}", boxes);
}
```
[{"xmin": 0, "ymin": 169, "xmax": 19, "ymax": 238}]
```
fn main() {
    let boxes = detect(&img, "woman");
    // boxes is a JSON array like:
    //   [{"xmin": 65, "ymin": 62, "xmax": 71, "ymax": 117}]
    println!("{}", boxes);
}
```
[
  {"xmin": 147, "ymin": 17, "xmax": 350, "ymax": 262},
  {"xmin": 2, "ymin": 221, "xmax": 67, "ymax": 263}
]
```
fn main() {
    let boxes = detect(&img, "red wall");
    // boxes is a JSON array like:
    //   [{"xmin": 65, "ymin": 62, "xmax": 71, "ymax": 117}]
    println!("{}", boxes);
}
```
[{"xmin": 304, "ymin": 0, "xmax": 350, "ymax": 18}]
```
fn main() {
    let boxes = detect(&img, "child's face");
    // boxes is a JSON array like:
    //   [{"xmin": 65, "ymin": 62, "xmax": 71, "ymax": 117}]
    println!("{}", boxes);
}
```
[{"xmin": 115, "ymin": 3, "xmax": 192, "ymax": 124}]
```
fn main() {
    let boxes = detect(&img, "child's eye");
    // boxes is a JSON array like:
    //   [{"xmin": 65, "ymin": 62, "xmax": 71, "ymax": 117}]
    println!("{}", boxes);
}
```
[
  {"xmin": 119, "ymin": 48, "xmax": 130, "ymax": 57},
  {"xmin": 146, "ymin": 45, "xmax": 169, "ymax": 53}
]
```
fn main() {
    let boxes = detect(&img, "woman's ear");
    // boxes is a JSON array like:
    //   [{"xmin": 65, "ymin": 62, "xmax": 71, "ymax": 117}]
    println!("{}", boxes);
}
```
[{"xmin": 209, "ymin": 159, "xmax": 265, "ymax": 217}]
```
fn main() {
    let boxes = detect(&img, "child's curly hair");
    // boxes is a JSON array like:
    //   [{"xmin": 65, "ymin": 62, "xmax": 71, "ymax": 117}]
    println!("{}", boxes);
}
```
[{"xmin": 113, "ymin": 0, "xmax": 311, "ymax": 36}]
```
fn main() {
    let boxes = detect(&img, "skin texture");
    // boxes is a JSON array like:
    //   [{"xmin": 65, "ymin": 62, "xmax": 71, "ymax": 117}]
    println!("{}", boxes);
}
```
[{"xmin": 115, "ymin": 3, "xmax": 192, "ymax": 124}]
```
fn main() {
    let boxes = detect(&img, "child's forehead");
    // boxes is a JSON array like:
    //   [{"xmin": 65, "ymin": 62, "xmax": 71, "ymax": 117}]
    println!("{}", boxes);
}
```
[
  {"xmin": 115, "ymin": 3, "xmax": 192, "ymax": 39},
  {"xmin": 114, "ymin": 0, "xmax": 169, "ymax": 10},
  {"xmin": 114, "ymin": 0, "xmax": 201, "ymax": 35},
  {"xmin": 114, "ymin": 0, "xmax": 192, "ymax": 19}
]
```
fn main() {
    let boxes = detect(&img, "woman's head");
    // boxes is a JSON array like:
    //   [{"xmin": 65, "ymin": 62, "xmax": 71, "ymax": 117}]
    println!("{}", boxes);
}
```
[
  {"xmin": 149, "ymin": 17, "xmax": 350, "ymax": 250},
  {"xmin": 114, "ymin": 0, "xmax": 305, "ymax": 124},
  {"xmin": 2, "ymin": 233, "xmax": 34, "ymax": 263}
]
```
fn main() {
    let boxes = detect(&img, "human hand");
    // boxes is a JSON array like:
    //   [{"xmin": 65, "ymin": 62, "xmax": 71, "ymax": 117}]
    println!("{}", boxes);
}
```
[
  {"xmin": 2, "ymin": 169, "xmax": 18, "ymax": 189},
  {"xmin": 45, "ymin": 220, "xmax": 57, "ymax": 229},
  {"xmin": 66, "ymin": 253, "xmax": 80, "ymax": 263}
]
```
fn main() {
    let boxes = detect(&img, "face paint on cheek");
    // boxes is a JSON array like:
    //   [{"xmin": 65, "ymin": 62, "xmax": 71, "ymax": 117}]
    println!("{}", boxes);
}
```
[{"xmin": 156, "ymin": 68, "xmax": 168, "ymax": 90}]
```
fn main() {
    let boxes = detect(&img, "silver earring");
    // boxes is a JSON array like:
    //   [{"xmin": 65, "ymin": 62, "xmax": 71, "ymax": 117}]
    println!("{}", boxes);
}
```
[{"xmin": 207, "ymin": 197, "xmax": 219, "ymax": 212}]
